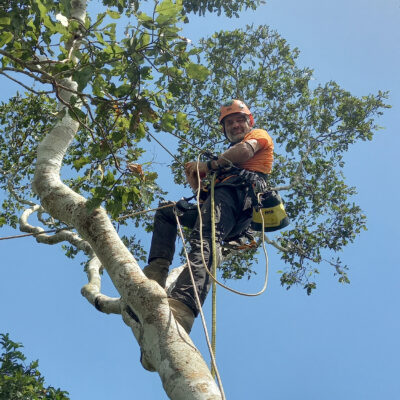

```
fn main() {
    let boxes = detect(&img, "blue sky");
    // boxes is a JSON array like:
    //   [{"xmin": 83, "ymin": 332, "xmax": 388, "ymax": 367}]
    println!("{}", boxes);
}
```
[{"xmin": 1, "ymin": 0, "xmax": 399, "ymax": 399}]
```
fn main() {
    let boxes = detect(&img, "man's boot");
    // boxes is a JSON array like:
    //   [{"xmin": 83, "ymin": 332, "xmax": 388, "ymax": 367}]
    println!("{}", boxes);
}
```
[
  {"xmin": 142, "ymin": 258, "xmax": 170, "ymax": 288},
  {"xmin": 168, "ymin": 298, "xmax": 195, "ymax": 334},
  {"xmin": 140, "ymin": 298, "xmax": 195, "ymax": 372}
]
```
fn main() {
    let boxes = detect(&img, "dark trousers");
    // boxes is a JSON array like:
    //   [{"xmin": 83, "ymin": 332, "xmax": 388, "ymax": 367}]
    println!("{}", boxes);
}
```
[{"xmin": 148, "ymin": 183, "xmax": 252, "ymax": 316}]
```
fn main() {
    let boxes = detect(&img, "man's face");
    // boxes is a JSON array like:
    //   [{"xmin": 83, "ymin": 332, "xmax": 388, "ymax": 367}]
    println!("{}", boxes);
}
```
[{"xmin": 223, "ymin": 113, "xmax": 252, "ymax": 143}]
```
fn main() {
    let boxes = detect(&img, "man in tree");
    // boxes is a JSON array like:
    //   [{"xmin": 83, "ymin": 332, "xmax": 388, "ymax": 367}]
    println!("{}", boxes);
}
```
[{"xmin": 142, "ymin": 100, "xmax": 274, "ymax": 338}]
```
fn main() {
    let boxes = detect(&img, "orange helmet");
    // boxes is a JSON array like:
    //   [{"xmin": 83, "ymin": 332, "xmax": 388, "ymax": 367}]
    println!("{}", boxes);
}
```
[{"xmin": 219, "ymin": 99, "xmax": 254, "ymax": 126}]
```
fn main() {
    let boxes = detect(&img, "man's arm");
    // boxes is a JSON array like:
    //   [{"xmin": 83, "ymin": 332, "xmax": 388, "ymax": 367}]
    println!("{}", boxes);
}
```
[
  {"xmin": 210, "ymin": 139, "xmax": 262, "ymax": 169},
  {"xmin": 184, "ymin": 139, "xmax": 262, "ymax": 187}
]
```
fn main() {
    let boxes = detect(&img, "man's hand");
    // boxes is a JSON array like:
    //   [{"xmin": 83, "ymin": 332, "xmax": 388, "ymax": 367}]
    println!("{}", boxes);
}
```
[
  {"xmin": 185, "ymin": 161, "xmax": 208, "ymax": 177},
  {"xmin": 185, "ymin": 161, "xmax": 207, "ymax": 191}
]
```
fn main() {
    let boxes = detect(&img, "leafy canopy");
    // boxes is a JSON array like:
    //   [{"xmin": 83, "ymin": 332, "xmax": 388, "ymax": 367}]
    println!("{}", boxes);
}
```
[
  {"xmin": 0, "ymin": 333, "xmax": 69, "ymax": 399},
  {"xmin": 0, "ymin": 0, "xmax": 389, "ymax": 292},
  {"xmin": 170, "ymin": 25, "xmax": 389, "ymax": 291}
]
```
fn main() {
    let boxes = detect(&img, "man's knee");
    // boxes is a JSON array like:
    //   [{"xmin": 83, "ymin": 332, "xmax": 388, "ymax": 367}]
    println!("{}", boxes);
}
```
[{"xmin": 154, "ymin": 201, "xmax": 176, "ymax": 224}]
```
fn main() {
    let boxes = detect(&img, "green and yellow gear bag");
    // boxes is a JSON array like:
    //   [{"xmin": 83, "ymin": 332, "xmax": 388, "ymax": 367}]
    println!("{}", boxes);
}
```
[{"xmin": 251, "ymin": 191, "xmax": 290, "ymax": 232}]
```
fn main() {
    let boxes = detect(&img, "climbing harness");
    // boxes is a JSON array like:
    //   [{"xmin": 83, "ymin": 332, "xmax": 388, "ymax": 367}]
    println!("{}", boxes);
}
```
[
  {"xmin": 192, "ymin": 151, "xmax": 286, "ymax": 381},
  {"xmin": 220, "ymin": 231, "xmax": 258, "ymax": 253},
  {"xmin": 204, "ymin": 164, "xmax": 290, "ymax": 234},
  {"xmin": 194, "ymin": 151, "xmax": 270, "ymax": 297}
]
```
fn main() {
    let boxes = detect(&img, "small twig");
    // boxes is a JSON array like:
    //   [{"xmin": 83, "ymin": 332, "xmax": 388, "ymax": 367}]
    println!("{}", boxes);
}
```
[{"xmin": 0, "ymin": 71, "xmax": 52, "ymax": 95}]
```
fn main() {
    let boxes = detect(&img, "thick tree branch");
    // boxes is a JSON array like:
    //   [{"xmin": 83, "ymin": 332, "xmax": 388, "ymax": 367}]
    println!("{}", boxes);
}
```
[
  {"xmin": 28, "ymin": 1, "xmax": 222, "ymax": 397},
  {"xmin": 261, "ymin": 233, "xmax": 289, "ymax": 252},
  {"xmin": 81, "ymin": 256, "xmax": 121, "ymax": 314},
  {"xmin": 19, "ymin": 204, "xmax": 92, "ymax": 253},
  {"xmin": 166, "ymin": 264, "xmax": 186, "ymax": 294}
]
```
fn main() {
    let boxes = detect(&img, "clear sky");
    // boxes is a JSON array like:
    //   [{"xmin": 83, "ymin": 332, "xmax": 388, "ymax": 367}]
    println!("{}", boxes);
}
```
[{"xmin": 1, "ymin": 0, "xmax": 399, "ymax": 399}]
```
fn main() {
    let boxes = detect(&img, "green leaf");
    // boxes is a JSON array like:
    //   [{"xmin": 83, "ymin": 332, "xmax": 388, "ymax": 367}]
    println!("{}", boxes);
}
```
[
  {"xmin": 73, "ymin": 66, "xmax": 94, "ymax": 91},
  {"xmin": 0, "ymin": 32, "xmax": 13, "ymax": 47},
  {"xmin": 138, "ymin": 33, "xmax": 150, "ymax": 48},
  {"xmin": 94, "ymin": 31, "xmax": 107, "ymax": 45},
  {"xmin": 73, "ymin": 156, "xmax": 90, "ymax": 171},
  {"xmin": 107, "ymin": 9, "xmax": 121, "ymax": 19},
  {"xmin": 91, "ymin": 12, "xmax": 106, "ymax": 30},
  {"xmin": 103, "ymin": 170, "xmax": 115, "ymax": 185},
  {"xmin": 34, "ymin": 0, "xmax": 47, "ymax": 18},
  {"xmin": 114, "ymin": 84, "xmax": 131, "ymax": 97},
  {"xmin": 43, "ymin": 15, "xmax": 56, "ymax": 32},
  {"xmin": 59, "ymin": 0, "xmax": 72, "ymax": 17},
  {"xmin": 27, "ymin": 19, "xmax": 37, "ymax": 30},
  {"xmin": 136, "ymin": 123, "xmax": 146, "ymax": 139},
  {"xmin": 156, "ymin": 0, "xmax": 182, "ymax": 17},
  {"xmin": 176, "ymin": 112, "xmax": 189, "ymax": 132},
  {"xmin": 69, "ymin": 107, "xmax": 87, "ymax": 122},
  {"xmin": 160, "ymin": 113, "xmax": 175, "ymax": 132},
  {"xmin": 0, "ymin": 17, "xmax": 11, "ymax": 25},
  {"xmin": 186, "ymin": 63, "xmax": 210, "ymax": 81},
  {"xmin": 136, "ymin": 12, "xmax": 154, "ymax": 28},
  {"xmin": 86, "ymin": 197, "xmax": 103, "ymax": 213},
  {"xmin": 112, "ymin": 130, "xmax": 125, "ymax": 143}
]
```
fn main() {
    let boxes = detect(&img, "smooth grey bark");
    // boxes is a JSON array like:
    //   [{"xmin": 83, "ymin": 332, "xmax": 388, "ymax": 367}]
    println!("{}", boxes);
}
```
[{"xmin": 28, "ymin": 1, "xmax": 222, "ymax": 398}]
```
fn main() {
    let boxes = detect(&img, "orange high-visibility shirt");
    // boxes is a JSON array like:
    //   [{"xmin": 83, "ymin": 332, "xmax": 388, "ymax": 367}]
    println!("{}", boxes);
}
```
[{"xmin": 238, "ymin": 129, "xmax": 274, "ymax": 174}]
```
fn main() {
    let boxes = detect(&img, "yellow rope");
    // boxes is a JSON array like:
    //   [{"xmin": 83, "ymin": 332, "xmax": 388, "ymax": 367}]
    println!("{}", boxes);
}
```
[
  {"xmin": 193, "ymin": 154, "xmax": 269, "ymax": 383},
  {"xmin": 210, "ymin": 173, "xmax": 217, "ymax": 379}
]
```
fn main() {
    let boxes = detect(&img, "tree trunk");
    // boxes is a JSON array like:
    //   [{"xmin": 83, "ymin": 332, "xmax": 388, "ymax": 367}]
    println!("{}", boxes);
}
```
[{"xmin": 30, "ymin": 1, "xmax": 222, "ymax": 398}]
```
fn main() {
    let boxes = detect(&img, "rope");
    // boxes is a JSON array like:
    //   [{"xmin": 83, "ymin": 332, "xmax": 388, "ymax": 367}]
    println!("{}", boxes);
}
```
[
  {"xmin": 117, "ymin": 202, "xmax": 176, "ymax": 221},
  {"xmin": 0, "ymin": 203, "xmax": 176, "ymax": 241},
  {"xmin": 191, "ymin": 153, "xmax": 268, "ymax": 384},
  {"xmin": 0, "ymin": 227, "xmax": 73, "ymax": 241},
  {"xmin": 164, "ymin": 130, "xmax": 205, "ymax": 153},
  {"xmin": 147, "ymin": 131, "xmax": 186, "ymax": 168},
  {"xmin": 0, "ymin": 133, "xmax": 214, "ymax": 241},
  {"xmin": 1, "ymin": 134, "xmax": 267, "ymax": 398},
  {"xmin": 174, "ymin": 212, "xmax": 226, "ymax": 400},
  {"xmin": 195, "ymin": 153, "xmax": 269, "ymax": 298},
  {"xmin": 210, "ymin": 173, "xmax": 217, "ymax": 379}
]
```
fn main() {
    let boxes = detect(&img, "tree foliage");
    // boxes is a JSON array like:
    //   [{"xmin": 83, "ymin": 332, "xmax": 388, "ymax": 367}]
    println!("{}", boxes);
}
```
[
  {"xmin": 170, "ymin": 25, "xmax": 390, "ymax": 291},
  {"xmin": 0, "ymin": 333, "xmax": 69, "ymax": 399},
  {"xmin": 0, "ymin": 0, "xmax": 389, "ymax": 297}
]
